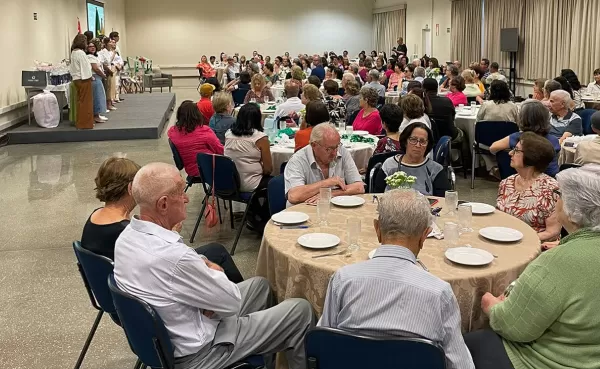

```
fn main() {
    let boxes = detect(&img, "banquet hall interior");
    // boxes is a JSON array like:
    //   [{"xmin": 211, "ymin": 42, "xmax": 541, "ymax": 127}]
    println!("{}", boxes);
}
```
[{"xmin": 2, "ymin": 0, "xmax": 600, "ymax": 368}]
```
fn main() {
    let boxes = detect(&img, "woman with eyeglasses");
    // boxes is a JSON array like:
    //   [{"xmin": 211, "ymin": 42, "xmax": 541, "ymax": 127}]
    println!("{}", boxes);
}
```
[
  {"xmin": 496, "ymin": 132, "xmax": 561, "ymax": 242},
  {"xmin": 374, "ymin": 122, "xmax": 450, "ymax": 196}
]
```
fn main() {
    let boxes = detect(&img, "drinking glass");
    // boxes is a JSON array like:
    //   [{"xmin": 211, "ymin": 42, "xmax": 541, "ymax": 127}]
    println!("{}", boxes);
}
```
[
  {"xmin": 317, "ymin": 199, "xmax": 330, "ymax": 226},
  {"xmin": 444, "ymin": 190, "xmax": 458, "ymax": 215},
  {"xmin": 470, "ymin": 101, "xmax": 476, "ymax": 110},
  {"xmin": 458, "ymin": 104, "xmax": 465, "ymax": 111},
  {"xmin": 444, "ymin": 222, "xmax": 460, "ymax": 248},
  {"xmin": 458, "ymin": 203, "xmax": 473, "ymax": 233},
  {"xmin": 346, "ymin": 126, "xmax": 354, "ymax": 136},
  {"xmin": 347, "ymin": 218, "xmax": 361, "ymax": 252}
]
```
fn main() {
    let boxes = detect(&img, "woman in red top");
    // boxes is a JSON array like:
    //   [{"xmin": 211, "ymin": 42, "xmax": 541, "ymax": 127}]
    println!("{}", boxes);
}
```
[
  {"xmin": 196, "ymin": 55, "xmax": 216, "ymax": 78},
  {"xmin": 351, "ymin": 86, "xmax": 383, "ymax": 135},
  {"xmin": 446, "ymin": 75, "xmax": 468, "ymax": 107},
  {"xmin": 197, "ymin": 83, "xmax": 215, "ymax": 123},
  {"xmin": 168, "ymin": 100, "xmax": 224, "ymax": 177}
]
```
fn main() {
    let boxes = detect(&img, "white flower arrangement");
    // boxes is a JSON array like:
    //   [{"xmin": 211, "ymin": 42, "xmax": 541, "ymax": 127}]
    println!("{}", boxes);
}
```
[{"xmin": 385, "ymin": 171, "xmax": 417, "ymax": 189}]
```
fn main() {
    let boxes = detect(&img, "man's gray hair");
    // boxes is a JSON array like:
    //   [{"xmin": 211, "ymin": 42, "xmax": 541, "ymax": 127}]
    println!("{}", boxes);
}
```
[
  {"xmin": 249, "ymin": 62, "xmax": 260, "ymax": 75},
  {"xmin": 377, "ymin": 189, "xmax": 432, "ymax": 238},
  {"xmin": 132, "ymin": 162, "xmax": 180, "ymax": 208},
  {"xmin": 368, "ymin": 69, "xmax": 380, "ymax": 81},
  {"xmin": 556, "ymin": 165, "xmax": 600, "ymax": 231},
  {"xmin": 550, "ymin": 90, "xmax": 572, "ymax": 108},
  {"xmin": 309, "ymin": 123, "xmax": 337, "ymax": 144},
  {"xmin": 447, "ymin": 64, "xmax": 459, "ymax": 76},
  {"xmin": 350, "ymin": 64, "xmax": 359, "ymax": 74},
  {"xmin": 414, "ymin": 67, "xmax": 426, "ymax": 78}
]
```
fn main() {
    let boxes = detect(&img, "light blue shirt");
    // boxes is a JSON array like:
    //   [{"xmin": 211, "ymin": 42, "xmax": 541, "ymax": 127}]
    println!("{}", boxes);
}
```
[{"xmin": 319, "ymin": 245, "xmax": 475, "ymax": 369}]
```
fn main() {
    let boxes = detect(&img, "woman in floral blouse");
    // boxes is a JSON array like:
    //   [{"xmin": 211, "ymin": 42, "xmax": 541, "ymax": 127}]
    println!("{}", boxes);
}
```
[
  {"xmin": 243, "ymin": 74, "xmax": 274, "ymax": 104},
  {"xmin": 497, "ymin": 132, "xmax": 562, "ymax": 242},
  {"xmin": 322, "ymin": 79, "xmax": 346, "ymax": 127}
]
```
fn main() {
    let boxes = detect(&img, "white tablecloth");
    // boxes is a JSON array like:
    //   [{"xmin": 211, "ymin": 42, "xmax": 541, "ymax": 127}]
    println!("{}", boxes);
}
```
[{"xmin": 270, "ymin": 85, "xmax": 285, "ymax": 100}]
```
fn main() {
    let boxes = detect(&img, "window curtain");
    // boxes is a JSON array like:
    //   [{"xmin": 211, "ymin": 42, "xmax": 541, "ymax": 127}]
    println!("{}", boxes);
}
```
[
  {"xmin": 482, "ymin": 0, "xmax": 525, "ymax": 76},
  {"xmin": 372, "ymin": 9, "xmax": 406, "ymax": 56},
  {"xmin": 450, "ymin": 0, "xmax": 482, "ymax": 65}
]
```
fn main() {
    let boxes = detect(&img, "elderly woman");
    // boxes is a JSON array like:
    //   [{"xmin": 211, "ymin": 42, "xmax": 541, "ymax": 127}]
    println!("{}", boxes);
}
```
[
  {"xmin": 375, "ymin": 122, "xmax": 450, "ymax": 196},
  {"xmin": 86, "ymin": 41, "xmax": 108, "ymax": 124},
  {"xmin": 69, "ymin": 34, "xmax": 94, "ymax": 129},
  {"xmin": 208, "ymin": 92, "xmax": 235, "ymax": 144},
  {"xmin": 400, "ymin": 94, "xmax": 431, "ymax": 133},
  {"xmin": 197, "ymin": 55, "xmax": 216, "ymax": 79},
  {"xmin": 446, "ymin": 75, "xmax": 468, "ymax": 107},
  {"xmin": 440, "ymin": 64, "xmax": 459, "ymax": 91},
  {"xmin": 225, "ymin": 104, "xmax": 273, "ymax": 229},
  {"xmin": 541, "ymin": 79, "xmax": 561, "ymax": 109},
  {"xmin": 465, "ymin": 165, "xmax": 600, "ymax": 369},
  {"xmin": 388, "ymin": 63, "xmax": 404, "ymax": 92},
  {"xmin": 462, "ymin": 69, "xmax": 483, "ymax": 97},
  {"xmin": 351, "ymin": 87, "xmax": 382, "ymax": 135},
  {"xmin": 477, "ymin": 80, "xmax": 518, "ymax": 122},
  {"xmin": 301, "ymin": 84, "xmax": 322, "ymax": 106},
  {"xmin": 243, "ymin": 74, "xmax": 274, "ymax": 104},
  {"xmin": 491, "ymin": 100, "xmax": 561, "ymax": 176},
  {"xmin": 323, "ymin": 80, "xmax": 346, "ymax": 127},
  {"xmin": 343, "ymin": 79, "xmax": 361, "ymax": 122},
  {"xmin": 295, "ymin": 100, "xmax": 330, "ymax": 152},
  {"xmin": 291, "ymin": 65, "xmax": 306, "ymax": 84},
  {"xmin": 374, "ymin": 104, "xmax": 403, "ymax": 154},
  {"xmin": 496, "ymin": 132, "xmax": 561, "ymax": 241}
]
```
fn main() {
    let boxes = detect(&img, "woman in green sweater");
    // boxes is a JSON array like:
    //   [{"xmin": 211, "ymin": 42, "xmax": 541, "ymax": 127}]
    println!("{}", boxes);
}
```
[{"xmin": 464, "ymin": 165, "xmax": 600, "ymax": 369}]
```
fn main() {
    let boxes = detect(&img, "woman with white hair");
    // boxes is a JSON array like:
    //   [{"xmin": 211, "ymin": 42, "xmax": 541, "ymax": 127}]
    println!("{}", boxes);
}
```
[{"xmin": 465, "ymin": 165, "xmax": 600, "ymax": 369}]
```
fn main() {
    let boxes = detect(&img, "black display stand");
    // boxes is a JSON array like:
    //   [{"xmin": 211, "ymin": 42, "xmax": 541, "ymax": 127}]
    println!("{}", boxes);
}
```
[{"xmin": 508, "ymin": 51, "xmax": 517, "ymax": 95}]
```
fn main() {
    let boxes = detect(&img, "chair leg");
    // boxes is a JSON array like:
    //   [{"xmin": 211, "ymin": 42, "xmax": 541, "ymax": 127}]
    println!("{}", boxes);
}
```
[
  {"xmin": 190, "ymin": 195, "xmax": 208, "ymax": 243},
  {"xmin": 132, "ymin": 359, "xmax": 144, "ymax": 369},
  {"xmin": 217, "ymin": 197, "xmax": 223, "ymax": 225},
  {"xmin": 229, "ymin": 200, "xmax": 234, "ymax": 230},
  {"xmin": 223, "ymin": 199, "xmax": 228, "ymax": 210},
  {"xmin": 471, "ymin": 147, "xmax": 477, "ymax": 189},
  {"xmin": 73, "ymin": 310, "xmax": 103, "ymax": 369},
  {"xmin": 230, "ymin": 201, "xmax": 253, "ymax": 255}
]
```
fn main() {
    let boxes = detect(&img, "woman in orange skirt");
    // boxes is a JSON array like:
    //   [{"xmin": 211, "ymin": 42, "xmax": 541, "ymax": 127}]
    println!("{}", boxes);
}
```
[{"xmin": 69, "ymin": 34, "xmax": 94, "ymax": 129}]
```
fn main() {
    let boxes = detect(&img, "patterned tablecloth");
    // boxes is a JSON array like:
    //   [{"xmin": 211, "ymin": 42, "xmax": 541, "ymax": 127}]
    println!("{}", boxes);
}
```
[{"xmin": 256, "ymin": 194, "xmax": 540, "ymax": 332}]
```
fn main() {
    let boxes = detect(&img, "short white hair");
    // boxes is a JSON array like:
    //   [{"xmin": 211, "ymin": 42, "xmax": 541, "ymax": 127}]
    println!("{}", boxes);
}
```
[
  {"xmin": 550, "ymin": 90, "xmax": 572, "ymax": 108},
  {"xmin": 377, "ymin": 189, "xmax": 432, "ymax": 238},
  {"xmin": 556, "ymin": 165, "xmax": 600, "ymax": 231},
  {"xmin": 309, "ymin": 123, "xmax": 337, "ymax": 144},
  {"xmin": 414, "ymin": 67, "xmax": 426, "ymax": 78},
  {"xmin": 132, "ymin": 162, "xmax": 180, "ymax": 208},
  {"xmin": 368, "ymin": 69, "xmax": 380, "ymax": 80}
]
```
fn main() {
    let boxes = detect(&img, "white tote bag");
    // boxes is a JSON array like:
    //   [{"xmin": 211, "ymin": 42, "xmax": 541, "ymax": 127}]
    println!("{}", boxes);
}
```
[{"xmin": 32, "ymin": 91, "xmax": 60, "ymax": 128}]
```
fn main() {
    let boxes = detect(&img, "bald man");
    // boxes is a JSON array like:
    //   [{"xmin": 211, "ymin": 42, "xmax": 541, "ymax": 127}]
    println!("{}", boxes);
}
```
[{"xmin": 114, "ymin": 163, "xmax": 314, "ymax": 369}]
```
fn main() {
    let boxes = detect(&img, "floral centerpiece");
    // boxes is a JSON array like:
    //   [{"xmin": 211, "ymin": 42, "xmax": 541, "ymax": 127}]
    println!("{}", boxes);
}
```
[
  {"xmin": 427, "ymin": 67, "xmax": 441, "ymax": 79},
  {"xmin": 385, "ymin": 171, "xmax": 417, "ymax": 189}
]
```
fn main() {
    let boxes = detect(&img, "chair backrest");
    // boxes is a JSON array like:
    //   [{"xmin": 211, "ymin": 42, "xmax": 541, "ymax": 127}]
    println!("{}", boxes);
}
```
[
  {"xmin": 72, "ymin": 241, "xmax": 119, "ymax": 318},
  {"xmin": 433, "ymin": 135, "xmax": 452, "ymax": 167},
  {"xmin": 496, "ymin": 150, "xmax": 516, "ymax": 179},
  {"xmin": 268, "ymin": 174, "xmax": 286, "ymax": 215},
  {"xmin": 168, "ymin": 138, "xmax": 185, "ymax": 171},
  {"xmin": 577, "ymin": 108, "xmax": 597, "ymax": 135},
  {"xmin": 305, "ymin": 327, "xmax": 446, "ymax": 369},
  {"xmin": 197, "ymin": 153, "xmax": 241, "ymax": 198},
  {"xmin": 108, "ymin": 274, "xmax": 175, "ymax": 369},
  {"xmin": 429, "ymin": 117, "xmax": 441, "ymax": 144},
  {"xmin": 365, "ymin": 151, "xmax": 402, "ymax": 192},
  {"xmin": 559, "ymin": 163, "xmax": 582, "ymax": 172},
  {"xmin": 474, "ymin": 121, "xmax": 518, "ymax": 147},
  {"xmin": 232, "ymin": 88, "xmax": 250, "ymax": 106},
  {"xmin": 466, "ymin": 96, "xmax": 478, "ymax": 104},
  {"xmin": 346, "ymin": 109, "xmax": 360, "ymax": 126}
]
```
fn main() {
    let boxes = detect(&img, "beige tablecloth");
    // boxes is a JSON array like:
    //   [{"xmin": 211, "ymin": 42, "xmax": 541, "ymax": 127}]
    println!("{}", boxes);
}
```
[{"xmin": 256, "ymin": 194, "xmax": 540, "ymax": 332}]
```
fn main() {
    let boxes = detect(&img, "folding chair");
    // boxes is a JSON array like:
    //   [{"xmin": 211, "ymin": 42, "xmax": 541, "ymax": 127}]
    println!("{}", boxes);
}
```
[{"xmin": 471, "ymin": 121, "xmax": 518, "ymax": 189}]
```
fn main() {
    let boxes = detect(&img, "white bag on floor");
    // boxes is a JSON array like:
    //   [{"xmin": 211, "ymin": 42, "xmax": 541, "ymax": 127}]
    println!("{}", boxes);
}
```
[{"xmin": 32, "ymin": 91, "xmax": 60, "ymax": 128}]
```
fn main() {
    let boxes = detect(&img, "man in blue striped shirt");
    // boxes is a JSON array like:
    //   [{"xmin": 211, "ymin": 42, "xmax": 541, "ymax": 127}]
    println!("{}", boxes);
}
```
[{"xmin": 319, "ymin": 190, "xmax": 475, "ymax": 369}]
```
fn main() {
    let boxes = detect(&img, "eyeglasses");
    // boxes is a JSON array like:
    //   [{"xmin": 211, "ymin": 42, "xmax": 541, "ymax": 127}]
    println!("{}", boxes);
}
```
[
  {"xmin": 553, "ymin": 188, "xmax": 561, "ymax": 197},
  {"xmin": 408, "ymin": 137, "xmax": 428, "ymax": 146},
  {"xmin": 317, "ymin": 142, "xmax": 341, "ymax": 153},
  {"xmin": 510, "ymin": 147, "xmax": 524, "ymax": 154}
]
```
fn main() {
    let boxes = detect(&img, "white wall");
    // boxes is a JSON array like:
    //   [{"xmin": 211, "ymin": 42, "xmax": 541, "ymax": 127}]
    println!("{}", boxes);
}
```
[
  {"xmin": 374, "ymin": 0, "xmax": 452, "ymax": 62},
  {"xmin": 124, "ymin": 0, "xmax": 373, "ymax": 66}
]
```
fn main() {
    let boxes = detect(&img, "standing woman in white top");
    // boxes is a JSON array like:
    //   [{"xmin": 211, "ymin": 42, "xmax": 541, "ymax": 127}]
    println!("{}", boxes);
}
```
[
  {"xmin": 69, "ymin": 34, "xmax": 94, "ymax": 129},
  {"xmin": 86, "ymin": 40, "xmax": 108, "ymax": 124},
  {"xmin": 99, "ymin": 37, "xmax": 123, "ymax": 111},
  {"xmin": 224, "ymin": 104, "xmax": 273, "ymax": 230}
]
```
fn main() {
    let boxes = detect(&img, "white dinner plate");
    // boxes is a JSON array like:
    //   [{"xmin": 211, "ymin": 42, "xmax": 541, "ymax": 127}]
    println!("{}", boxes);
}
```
[
  {"xmin": 457, "ymin": 112, "xmax": 475, "ymax": 117},
  {"xmin": 445, "ymin": 247, "xmax": 494, "ymax": 266},
  {"xmin": 479, "ymin": 227, "xmax": 523, "ymax": 242},
  {"xmin": 352, "ymin": 130, "xmax": 369, "ymax": 136},
  {"xmin": 368, "ymin": 249, "xmax": 377, "ymax": 259},
  {"xmin": 271, "ymin": 211, "xmax": 309, "ymax": 225},
  {"xmin": 331, "ymin": 196, "xmax": 366, "ymax": 207},
  {"xmin": 465, "ymin": 202, "xmax": 495, "ymax": 215},
  {"xmin": 298, "ymin": 233, "xmax": 341, "ymax": 249}
]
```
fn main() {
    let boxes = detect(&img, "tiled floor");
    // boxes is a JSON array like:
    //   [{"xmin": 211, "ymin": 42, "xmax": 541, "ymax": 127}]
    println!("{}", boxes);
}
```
[{"xmin": 0, "ymin": 88, "xmax": 501, "ymax": 369}]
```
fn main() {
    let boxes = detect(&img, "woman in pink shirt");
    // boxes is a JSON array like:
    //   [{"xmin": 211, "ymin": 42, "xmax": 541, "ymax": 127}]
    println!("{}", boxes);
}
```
[
  {"xmin": 167, "ymin": 100, "xmax": 224, "ymax": 177},
  {"xmin": 351, "ymin": 86, "xmax": 383, "ymax": 135},
  {"xmin": 387, "ymin": 63, "xmax": 404, "ymax": 91},
  {"xmin": 446, "ymin": 75, "xmax": 468, "ymax": 107}
]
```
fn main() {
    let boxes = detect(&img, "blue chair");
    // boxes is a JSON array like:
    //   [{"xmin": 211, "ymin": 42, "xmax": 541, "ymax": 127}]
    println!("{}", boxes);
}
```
[
  {"xmin": 108, "ymin": 274, "xmax": 262, "ymax": 369},
  {"xmin": 191, "ymin": 153, "xmax": 267, "ymax": 254},
  {"xmin": 232, "ymin": 88, "xmax": 251, "ymax": 106},
  {"xmin": 434, "ymin": 135, "xmax": 456, "ymax": 189},
  {"xmin": 577, "ymin": 108, "xmax": 597, "ymax": 135},
  {"xmin": 496, "ymin": 150, "xmax": 516, "ymax": 180},
  {"xmin": 72, "ymin": 241, "xmax": 122, "ymax": 369},
  {"xmin": 365, "ymin": 151, "xmax": 402, "ymax": 193},
  {"xmin": 268, "ymin": 174, "xmax": 286, "ymax": 215},
  {"xmin": 305, "ymin": 327, "xmax": 446, "ymax": 369},
  {"xmin": 471, "ymin": 121, "xmax": 518, "ymax": 189}
]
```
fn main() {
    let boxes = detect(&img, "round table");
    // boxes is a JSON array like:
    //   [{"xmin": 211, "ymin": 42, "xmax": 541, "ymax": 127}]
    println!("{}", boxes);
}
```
[
  {"xmin": 256, "ymin": 194, "xmax": 540, "ymax": 332},
  {"xmin": 270, "ymin": 137, "xmax": 378, "ymax": 176}
]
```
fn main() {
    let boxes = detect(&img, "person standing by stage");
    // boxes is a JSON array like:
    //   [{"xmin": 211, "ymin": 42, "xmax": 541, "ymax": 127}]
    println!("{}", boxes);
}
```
[
  {"xmin": 69, "ymin": 34, "xmax": 94, "ymax": 129},
  {"xmin": 86, "ymin": 40, "xmax": 108, "ymax": 124}
]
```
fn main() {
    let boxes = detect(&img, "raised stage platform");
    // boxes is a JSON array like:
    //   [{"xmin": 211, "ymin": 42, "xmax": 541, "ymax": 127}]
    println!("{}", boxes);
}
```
[{"xmin": 6, "ymin": 93, "xmax": 176, "ymax": 145}]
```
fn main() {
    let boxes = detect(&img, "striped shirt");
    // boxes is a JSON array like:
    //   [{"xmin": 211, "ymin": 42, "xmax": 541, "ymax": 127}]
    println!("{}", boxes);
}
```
[{"xmin": 319, "ymin": 245, "xmax": 475, "ymax": 369}]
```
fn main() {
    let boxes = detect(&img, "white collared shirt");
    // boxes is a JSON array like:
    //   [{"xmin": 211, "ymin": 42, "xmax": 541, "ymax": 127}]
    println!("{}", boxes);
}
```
[
  {"xmin": 69, "ymin": 49, "xmax": 92, "ymax": 80},
  {"xmin": 274, "ymin": 97, "xmax": 305, "ymax": 119},
  {"xmin": 587, "ymin": 81, "xmax": 600, "ymax": 94},
  {"xmin": 114, "ymin": 217, "xmax": 241, "ymax": 357}
]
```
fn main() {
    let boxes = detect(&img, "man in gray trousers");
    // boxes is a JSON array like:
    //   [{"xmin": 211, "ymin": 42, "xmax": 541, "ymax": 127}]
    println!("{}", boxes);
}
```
[{"xmin": 114, "ymin": 162, "xmax": 315, "ymax": 369}]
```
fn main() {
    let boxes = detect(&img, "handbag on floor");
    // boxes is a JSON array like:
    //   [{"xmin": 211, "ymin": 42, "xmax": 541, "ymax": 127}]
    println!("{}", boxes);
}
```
[{"xmin": 204, "ymin": 155, "xmax": 219, "ymax": 228}]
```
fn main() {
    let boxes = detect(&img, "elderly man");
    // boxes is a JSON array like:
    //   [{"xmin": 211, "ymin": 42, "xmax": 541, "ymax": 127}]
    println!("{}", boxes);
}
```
[
  {"xmin": 311, "ymin": 55, "xmax": 325, "ymax": 81},
  {"xmin": 365, "ymin": 69, "xmax": 386, "ymax": 98},
  {"xmin": 484, "ymin": 62, "xmax": 506, "ymax": 84},
  {"xmin": 412, "ymin": 58, "xmax": 421, "ymax": 68},
  {"xmin": 319, "ymin": 189, "xmax": 475, "ymax": 369},
  {"xmin": 114, "ymin": 163, "xmax": 315, "ymax": 369},
  {"xmin": 225, "ymin": 56, "xmax": 240, "ymax": 81},
  {"xmin": 414, "ymin": 67, "xmax": 426, "ymax": 83},
  {"xmin": 575, "ymin": 111, "xmax": 600, "ymax": 165},
  {"xmin": 274, "ymin": 81, "xmax": 304, "ymax": 119},
  {"xmin": 284, "ymin": 124, "xmax": 364, "ymax": 205},
  {"xmin": 548, "ymin": 90, "xmax": 583, "ymax": 143}
]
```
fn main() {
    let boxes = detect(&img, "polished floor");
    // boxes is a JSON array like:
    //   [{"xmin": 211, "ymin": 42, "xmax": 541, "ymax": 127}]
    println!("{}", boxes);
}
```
[{"xmin": 0, "ymin": 88, "xmax": 500, "ymax": 369}]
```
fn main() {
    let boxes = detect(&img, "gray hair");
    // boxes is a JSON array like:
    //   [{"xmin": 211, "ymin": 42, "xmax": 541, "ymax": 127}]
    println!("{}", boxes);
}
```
[
  {"xmin": 556, "ymin": 165, "xmax": 600, "ymax": 231},
  {"xmin": 368, "ymin": 69, "xmax": 380, "ymax": 81},
  {"xmin": 447, "ymin": 64, "xmax": 459, "ymax": 76},
  {"xmin": 360, "ymin": 86, "xmax": 379, "ymax": 107},
  {"xmin": 249, "ymin": 62, "xmax": 260, "ymax": 75},
  {"xmin": 414, "ymin": 67, "xmax": 426, "ymax": 78},
  {"xmin": 550, "ymin": 90, "xmax": 572, "ymax": 108},
  {"xmin": 309, "ymin": 123, "xmax": 337, "ymax": 143},
  {"xmin": 132, "ymin": 162, "xmax": 180, "ymax": 208},
  {"xmin": 350, "ymin": 64, "xmax": 359, "ymax": 74},
  {"xmin": 543, "ymin": 80, "xmax": 561, "ymax": 97},
  {"xmin": 377, "ymin": 189, "xmax": 432, "ymax": 238}
]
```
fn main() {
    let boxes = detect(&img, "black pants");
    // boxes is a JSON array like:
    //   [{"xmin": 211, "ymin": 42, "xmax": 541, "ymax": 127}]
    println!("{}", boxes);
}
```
[
  {"xmin": 247, "ymin": 175, "xmax": 272, "ymax": 229},
  {"xmin": 194, "ymin": 243, "xmax": 244, "ymax": 283},
  {"xmin": 464, "ymin": 330, "xmax": 515, "ymax": 369}
]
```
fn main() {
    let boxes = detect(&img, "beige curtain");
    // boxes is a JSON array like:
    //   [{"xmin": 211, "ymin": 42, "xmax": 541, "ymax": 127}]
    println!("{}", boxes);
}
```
[
  {"xmin": 482, "ymin": 0, "xmax": 525, "ymax": 75},
  {"xmin": 451, "ymin": 0, "xmax": 483, "ymax": 65},
  {"xmin": 373, "ymin": 9, "xmax": 406, "ymax": 56}
]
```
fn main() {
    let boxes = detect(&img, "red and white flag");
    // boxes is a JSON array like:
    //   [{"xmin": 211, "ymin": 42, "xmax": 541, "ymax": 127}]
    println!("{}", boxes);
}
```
[{"xmin": 77, "ymin": 17, "xmax": 81, "ymax": 34}]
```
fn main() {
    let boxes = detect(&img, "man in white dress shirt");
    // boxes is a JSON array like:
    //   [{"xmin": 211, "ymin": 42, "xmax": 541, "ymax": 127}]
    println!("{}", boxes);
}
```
[
  {"xmin": 114, "ymin": 163, "xmax": 314, "ymax": 369},
  {"xmin": 319, "ymin": 190, "xmax": 475, "ymax": 369},
  {"xmin": 274, "ymin": 81, "xmax": 304, "ymax": 119}
]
